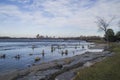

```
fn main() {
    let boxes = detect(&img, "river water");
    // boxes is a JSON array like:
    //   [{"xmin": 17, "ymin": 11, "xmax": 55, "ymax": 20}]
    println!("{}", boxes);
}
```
[{"xmin": 0, "ymin": 40, "xmax": 102, "ymax": 73}]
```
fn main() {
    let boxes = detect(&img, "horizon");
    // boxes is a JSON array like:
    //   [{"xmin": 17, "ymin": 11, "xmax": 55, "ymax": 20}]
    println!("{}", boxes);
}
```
[
  {"xmin": 0, "ymin": 0, "xmax": 120, "ymax": 37},
  {"xmin": 0, "ymin": 35, "xmax": 102, "ymax": 38}
]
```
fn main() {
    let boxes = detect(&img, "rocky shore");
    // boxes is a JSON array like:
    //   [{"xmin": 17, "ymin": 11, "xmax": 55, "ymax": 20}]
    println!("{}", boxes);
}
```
[{"xmin": 0, "ymin": 44, "xmax": 113, "ymax": 80}]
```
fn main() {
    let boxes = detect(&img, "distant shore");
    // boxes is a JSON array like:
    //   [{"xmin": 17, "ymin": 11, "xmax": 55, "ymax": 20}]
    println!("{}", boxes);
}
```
[
  {"xmin": 0, "ymin": 43, "xmax": 113, "ymax": 80},
  {"xmin": 0, "ymin": 38, "xmax": 84, "ymax": 42}
]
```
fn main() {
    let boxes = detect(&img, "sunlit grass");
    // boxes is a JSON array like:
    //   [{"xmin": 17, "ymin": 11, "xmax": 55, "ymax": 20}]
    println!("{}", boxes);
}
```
[{"xmin": 74, "ymin": 42, "xmax": 120, "ymax": 80}]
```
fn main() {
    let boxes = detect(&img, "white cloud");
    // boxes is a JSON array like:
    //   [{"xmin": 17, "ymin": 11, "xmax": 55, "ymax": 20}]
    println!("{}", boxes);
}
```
[
  {"xmin": 26, "ymin": 0, "xmax": 120, "ymax": 27},
  {"xmin": 0, "ymin": 0, "xmax": 120, "ymax": 36}
]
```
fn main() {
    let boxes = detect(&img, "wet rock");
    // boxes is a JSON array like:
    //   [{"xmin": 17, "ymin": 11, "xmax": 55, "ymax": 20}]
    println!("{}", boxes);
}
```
[
  {"xmin": 34, "ymin": 57, "xmax": 41, "ymax": 62},
  {"xmin": 42, "ymin": 50, "xmax": 45, "ymax": 57},
  {"xmin": 14, "ymin": 54, "xmax": 20, "ymax": 59},
  {"xmin": 54, "ymin": 64, "xmax": 63, "ymax": 69},
  {"xmin": 65, "ymin": 50, "xmax": 68, "ymax": 55},
  {"xmin": 0, "ymin": 54, "xmax": 6, "ymax": 58},
  {"xmin": 29, "ymin": 53, "xmax": 33, "ymax": 56}
]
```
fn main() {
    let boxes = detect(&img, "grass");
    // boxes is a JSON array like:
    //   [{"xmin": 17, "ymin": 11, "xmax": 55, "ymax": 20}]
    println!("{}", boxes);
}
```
[{"xmin": 74, "ymin": 42, "xmax": 120, "ymax": 80}]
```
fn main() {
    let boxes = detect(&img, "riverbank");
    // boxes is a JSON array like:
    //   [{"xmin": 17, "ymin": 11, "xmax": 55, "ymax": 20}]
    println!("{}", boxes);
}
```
[
  {"xmin": 74, "ymin": 43, "xmax": 120, "ymax": 80},
  {"xmin": 0, "ymin": 43, "xmax": 112, "ymax": 80}
]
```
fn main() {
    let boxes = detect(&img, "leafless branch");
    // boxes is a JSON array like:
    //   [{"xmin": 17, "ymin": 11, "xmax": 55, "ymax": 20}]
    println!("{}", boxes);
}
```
[{"xmin": 95, "ymin": 16, "xmax": 115, "ymax": 34}]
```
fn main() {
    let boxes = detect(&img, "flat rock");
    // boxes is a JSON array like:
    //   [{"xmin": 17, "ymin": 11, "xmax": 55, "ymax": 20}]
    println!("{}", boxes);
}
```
[{"xmin": 55, "ymin": 71, "xmax": 75, "ymax": 80}]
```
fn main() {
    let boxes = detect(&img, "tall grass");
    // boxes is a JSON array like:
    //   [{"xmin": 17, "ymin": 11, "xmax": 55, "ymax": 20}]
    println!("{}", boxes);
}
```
[{"xmin": 74, "ymin": 43, "xmax": 120, "ymax": 80}]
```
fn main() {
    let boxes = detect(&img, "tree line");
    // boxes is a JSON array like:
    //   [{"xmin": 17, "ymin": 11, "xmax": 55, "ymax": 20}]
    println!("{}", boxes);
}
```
[{"xmin": 36, "ymin": 34, "xmax": 102, "ymax": 40}]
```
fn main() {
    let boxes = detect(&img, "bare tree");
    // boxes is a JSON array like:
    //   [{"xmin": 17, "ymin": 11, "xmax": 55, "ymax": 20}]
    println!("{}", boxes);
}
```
[
  {"xmin": 95, "ymin": 17, "xmax": 115, "ymax": 36},
  {"xmin": 95, "ymin": 16, "xmax": 115, "ymax": 48}
]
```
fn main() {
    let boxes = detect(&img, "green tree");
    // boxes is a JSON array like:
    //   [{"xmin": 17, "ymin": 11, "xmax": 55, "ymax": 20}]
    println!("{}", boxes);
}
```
[
  {"xmin": 105, "ymin": 29, "xmax": 115, "ymax": 42},
  {"xmin": 116, "ymin": 31, "xmax": 120, "ymax": 41}
]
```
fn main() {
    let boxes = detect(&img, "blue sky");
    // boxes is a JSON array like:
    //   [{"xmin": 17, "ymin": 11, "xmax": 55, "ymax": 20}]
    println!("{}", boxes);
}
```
[{"xmin": 0, "ymin": 0, "xmax": 120, "ymax": 37}]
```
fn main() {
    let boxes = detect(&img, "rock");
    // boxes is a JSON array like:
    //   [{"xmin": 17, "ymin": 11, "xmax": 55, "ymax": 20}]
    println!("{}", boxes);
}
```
[
  {"xmin": 54, "ymin": 64, "xmax": 63, "ymax": 69},
  {"xmin": 18, "ymin": 69, "xmax": 59, "ymax": 80},
  {"xmin": 83, "ymin": 62, "xmax": 93, "ymax": 67},
  {"xmin": 65, "ymin": 50, "xmax": 68, "ymax": 55},
  {"xmin": 34, "ymin": 57, "xmax": 41, "ymax": 62},
  {"xmin": 14, "ymin": 54, "xmax": 20, "ymax": 59},
  {"xmin": 29, "ymin": 53, "xmax": 33, "ymax": 56},
  {"xmin": 0, "ymin": 54, "xmax": 6, "ymax": 58},
  {"xmin": 55, "ymin": 71, "xmax": 75, "ymax": 80}
]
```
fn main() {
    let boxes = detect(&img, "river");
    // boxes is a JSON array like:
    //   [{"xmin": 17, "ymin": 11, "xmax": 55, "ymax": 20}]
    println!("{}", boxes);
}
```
[{"xmin": 0, "ymin": 39, "xmax": 102, "ymax": 73}]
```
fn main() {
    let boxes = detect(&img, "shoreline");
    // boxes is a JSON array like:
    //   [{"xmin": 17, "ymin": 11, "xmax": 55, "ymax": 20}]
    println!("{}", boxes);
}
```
[{"xmin": 0, "ymin": 43, "xmax": 113, "ymax": 80}]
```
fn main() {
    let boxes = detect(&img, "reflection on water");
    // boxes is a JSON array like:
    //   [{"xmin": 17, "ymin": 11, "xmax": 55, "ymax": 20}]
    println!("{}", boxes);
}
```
[{"xmin": 0, "ymin": 41, "xmax": 100, "ymax": 73}]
